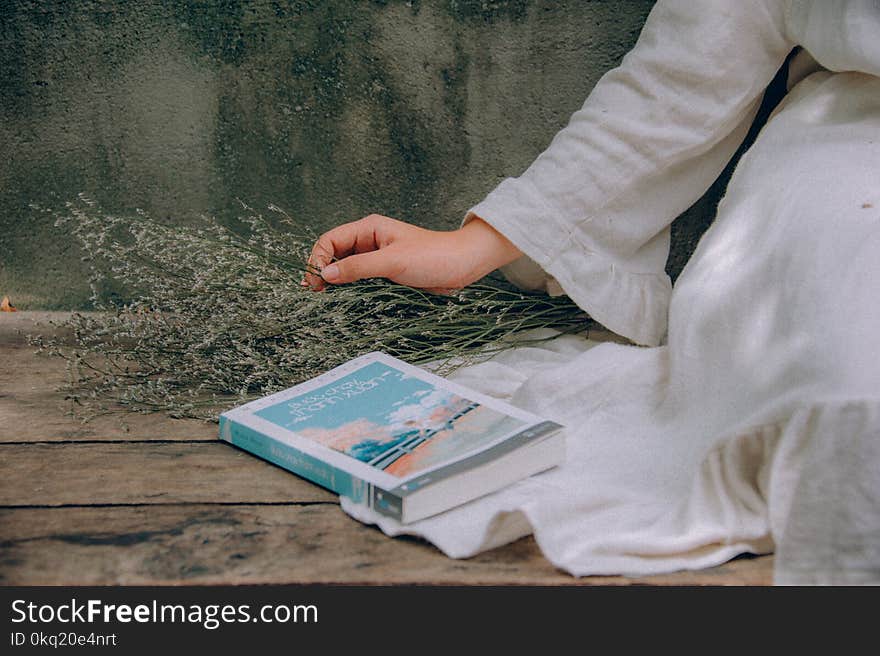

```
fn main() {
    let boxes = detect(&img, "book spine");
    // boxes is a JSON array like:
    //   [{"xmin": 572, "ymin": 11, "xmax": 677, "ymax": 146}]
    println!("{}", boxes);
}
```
[{"xmin": 219, "ymin": 415, "xmax": 367, "ymax": 504}]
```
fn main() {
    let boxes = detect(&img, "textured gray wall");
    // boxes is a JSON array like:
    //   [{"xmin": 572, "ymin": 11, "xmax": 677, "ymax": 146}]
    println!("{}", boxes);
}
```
[{"xmin": 1, "ymin": 0, "xmax": 716, "ymax": 310}]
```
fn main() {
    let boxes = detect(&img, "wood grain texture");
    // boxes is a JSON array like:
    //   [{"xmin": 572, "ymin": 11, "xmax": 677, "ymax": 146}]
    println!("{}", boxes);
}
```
[
  {"xmin": 0, "ymin": 312, "xmax": 219, "ymax": 442},
  {"xmin": 0, "ymin": 443, "xmax": 335, "ymax": 506},
  {"xmin": 0, "ymin": 505, "xmax": 773, "ymax": 585}
]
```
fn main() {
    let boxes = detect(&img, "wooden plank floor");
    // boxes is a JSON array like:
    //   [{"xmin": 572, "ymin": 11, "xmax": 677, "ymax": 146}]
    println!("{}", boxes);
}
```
[{"xmin": 0, "ymin": 312, "xmax": 773, "ymax": 585}]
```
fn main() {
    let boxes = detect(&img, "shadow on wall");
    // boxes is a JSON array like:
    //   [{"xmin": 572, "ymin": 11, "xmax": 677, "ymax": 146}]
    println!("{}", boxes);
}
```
[{"xmin": 0, "ymin": 0, "xmax": 725, "ymax": 311}]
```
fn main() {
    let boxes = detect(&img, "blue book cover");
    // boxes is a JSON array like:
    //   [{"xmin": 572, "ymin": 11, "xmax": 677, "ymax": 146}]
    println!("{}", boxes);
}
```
[{"xmin": 219, "ymin": 352, "xmax": 564, "ymax": 522}]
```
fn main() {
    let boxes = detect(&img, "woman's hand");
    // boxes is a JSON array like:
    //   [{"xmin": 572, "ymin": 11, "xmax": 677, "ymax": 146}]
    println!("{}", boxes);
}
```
[{"xmin": 303, "ymin": 214, "xmax": 522, "ymax": 293}]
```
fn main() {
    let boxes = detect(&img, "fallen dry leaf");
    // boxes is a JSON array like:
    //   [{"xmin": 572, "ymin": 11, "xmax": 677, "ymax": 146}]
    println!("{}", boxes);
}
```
[{"xmin": 0, "ymin": 296, "xmax": 17, "ymax": 312}]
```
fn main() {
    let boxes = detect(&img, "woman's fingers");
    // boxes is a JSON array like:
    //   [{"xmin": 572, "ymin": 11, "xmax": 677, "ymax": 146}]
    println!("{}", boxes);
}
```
[
  {"xmin": 302, "ymin": 237, "xmax": 334, "ymax": 290},
  {"xmin": 304, "ymin": 215, "xmax": 388, "ymax": 290},
  {"xmin": 320, "ymin": 249, "xmax": 402, "ymax": 284}
]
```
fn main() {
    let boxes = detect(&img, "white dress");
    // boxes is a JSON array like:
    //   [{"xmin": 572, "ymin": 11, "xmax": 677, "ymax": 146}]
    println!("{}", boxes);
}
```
[{"xmin": 343, "ymin": 0, "xmax": 880, "ymax": 585}]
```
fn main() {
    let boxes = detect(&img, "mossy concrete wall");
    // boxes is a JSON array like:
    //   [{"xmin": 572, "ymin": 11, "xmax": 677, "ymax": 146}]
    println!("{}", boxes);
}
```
[{"xmin": 1, "ymin": 0, "xmax": 731, "ymax": 310}]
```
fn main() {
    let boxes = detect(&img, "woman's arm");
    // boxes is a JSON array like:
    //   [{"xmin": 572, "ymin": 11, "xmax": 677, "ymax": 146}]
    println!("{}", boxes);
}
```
[
  {"xmin": 304, "ymin": 213, "xmax": 521, "ymax": 294},
  {"xmin": 308, "ymin": 0, "xmax": 795, "ymax": 344},
  {"xmin": 466, "ymin": 0, "xmax": 794, "ymax": 345}
]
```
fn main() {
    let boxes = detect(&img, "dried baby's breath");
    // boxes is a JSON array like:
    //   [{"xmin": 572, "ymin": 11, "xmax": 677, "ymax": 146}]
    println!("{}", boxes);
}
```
[{"xmin": 30, "ymin": 195, "xmax": 591, "ymax": 421}]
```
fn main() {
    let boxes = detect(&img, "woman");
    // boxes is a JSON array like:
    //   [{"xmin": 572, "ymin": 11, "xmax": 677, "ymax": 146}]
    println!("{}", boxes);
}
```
[{"xmin": 305, "ymin": 0, "xmax": 880, "ymax": 585}]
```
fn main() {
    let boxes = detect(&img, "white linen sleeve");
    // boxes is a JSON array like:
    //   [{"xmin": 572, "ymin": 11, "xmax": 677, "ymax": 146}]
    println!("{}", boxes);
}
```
[{"xmin": 465, "ymin": 0, "xmax": 794, "ymax": 346}]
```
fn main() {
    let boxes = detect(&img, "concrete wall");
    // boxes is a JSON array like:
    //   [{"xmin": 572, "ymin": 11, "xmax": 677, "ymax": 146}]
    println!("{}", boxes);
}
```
[{"xmin": 1, "ymin": 0, "xmax": 731, "ymax": 310}]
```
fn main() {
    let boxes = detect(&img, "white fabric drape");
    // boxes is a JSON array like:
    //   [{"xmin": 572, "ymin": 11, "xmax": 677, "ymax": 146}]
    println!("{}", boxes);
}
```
[{"xmin": 341, "ymin": 0, "xmax": 880, "ymax": 585}]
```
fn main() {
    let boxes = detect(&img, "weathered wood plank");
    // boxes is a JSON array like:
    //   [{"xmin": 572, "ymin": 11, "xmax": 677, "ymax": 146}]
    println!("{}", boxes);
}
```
[
  {"xmin": 0, "ymin": 442, "xmax": 335, "ymax": 505},
  {"xmin": 0, "ymin": 505, "xmax": 774, "ymax": 585},
  {"xmin": 0, "ymin": 312, "xmax": 219, "ymax": 442}
]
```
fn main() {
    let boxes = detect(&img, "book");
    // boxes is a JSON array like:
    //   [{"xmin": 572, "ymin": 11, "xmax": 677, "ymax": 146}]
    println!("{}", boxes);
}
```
[{"xmin": 218, "ymin": 351, "xmax": 565, "ymax": 523}]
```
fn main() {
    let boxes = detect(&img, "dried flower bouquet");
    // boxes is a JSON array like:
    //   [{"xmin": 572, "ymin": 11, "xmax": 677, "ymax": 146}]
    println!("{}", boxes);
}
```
[{"xmin": 30, "ymin": 197, "xmax": 592, "ymax": 421}]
